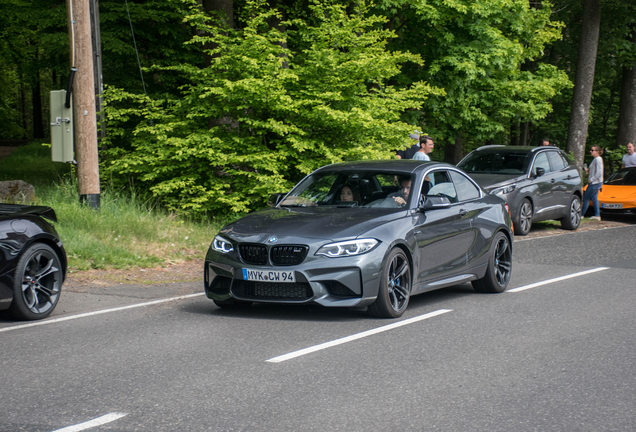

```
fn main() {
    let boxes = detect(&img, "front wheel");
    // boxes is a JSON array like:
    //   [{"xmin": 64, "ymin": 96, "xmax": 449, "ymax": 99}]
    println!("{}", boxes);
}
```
[
  {"xmin": 369, "ymin": 248, "xmax": 411, "ymax": 318},
  {"xmin": 9, "ymin": 243, "xmax": 63, "ymax": 320},
  {"xmin": 560, "ymin": 195, "xmax": 582, "ymax": 230},
  {"xmin": 513, "ymin": 199, "xmax": 533, "ymax": 236},
  {"xmin": 472, "ymin": 231, "xmax": 512, "ymax": 293}
]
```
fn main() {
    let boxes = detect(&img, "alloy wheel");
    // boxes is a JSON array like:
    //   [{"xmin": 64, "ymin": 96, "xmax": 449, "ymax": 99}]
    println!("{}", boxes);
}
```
[
  {"xmin": 569, "ymin": 198, "xmax": 581, "ymax": 227},
  {"xmin": 387, "ymin": 252, "xmax": 411, "ymax": 313},
  {"xmin": 519, "ymin": 201, "xmax": 533, "ymax": 234},
  {"xmin": 493, "ymin": 236, "xmax": 512, "ymax": 287},
  {"xmin": 21, "ymin": 249, "xmax": 62, "ymax": 315}
]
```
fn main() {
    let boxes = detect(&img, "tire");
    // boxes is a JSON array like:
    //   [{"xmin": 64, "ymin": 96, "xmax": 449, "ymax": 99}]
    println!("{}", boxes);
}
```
[
  {"xmin": 213, "ymin": 298, "xmax": 253, "ymax": 309},
  {"xmin": 513, "ymin": 199, "xmax": 533, "ymax": 236},
  {"xmin": 560, "ymin": 195, "xmax": 582, "ymax": 230},
  {"xmin": 369, "ymin": 248, "xmax": 411, "ymax": 318},
  {"xmin": 472, "ymin": 231, "xmax": 512, "ymax": 293},
  {"xmin": 9, "ymin": 243, "xmax": 63, "ymax": 321}
]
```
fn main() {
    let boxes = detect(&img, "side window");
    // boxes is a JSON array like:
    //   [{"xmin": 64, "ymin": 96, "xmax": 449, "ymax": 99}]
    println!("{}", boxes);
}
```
[
  {"xmin": 547, "ymin": 151, "xmax": 566, "ymax": 171},
  {"xmin": 424, "ymin": 170, "xmax": 458, "ymax": 203},
  {"xmin": 450, "ymin": 171, "xmax": 480, "ymax": 202},
  {"xmin": 532, "ymin": 152, "xmax": 551, "ymax": 174}
]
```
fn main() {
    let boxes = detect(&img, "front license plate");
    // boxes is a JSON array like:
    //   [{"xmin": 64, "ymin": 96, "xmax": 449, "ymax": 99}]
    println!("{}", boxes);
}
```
[
  {"xmin": 242, "ymin": 268, "xmax": 296, "ymax": 283},
  {"xmin": 602, "ymin": 203, "xmax": 623, "ymax": 209}
]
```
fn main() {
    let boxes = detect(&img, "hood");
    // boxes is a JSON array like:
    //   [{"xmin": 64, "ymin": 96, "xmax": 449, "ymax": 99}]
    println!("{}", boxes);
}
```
[
  {"xmin": 598, "ymin": 185, "xmax": 636, "ymax": 200},
  {"xmin": 467, "ymin": 173, "xmax": 525, "ymax": 191},
  {"xmin": 0, "ymin": 204, "xmax": 57, "ymax": 222},
  {"xmin": 220, "ymin": 207, "xmax": 404, "ymax": 243}
]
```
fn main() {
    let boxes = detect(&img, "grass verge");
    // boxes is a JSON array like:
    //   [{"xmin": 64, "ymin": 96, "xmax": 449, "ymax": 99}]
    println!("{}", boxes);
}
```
[{"xmin": 2, "ymin": 142, "xmax": 231, "ymax": 271}]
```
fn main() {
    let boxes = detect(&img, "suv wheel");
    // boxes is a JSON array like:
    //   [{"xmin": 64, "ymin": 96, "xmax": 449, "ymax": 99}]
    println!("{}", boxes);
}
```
[
  {"xmin": 513, "ymin": 199, "xmax": 533, "ymax": 236},
  {"xmin": 560, "ymin": 195, "xmax": 582, "ymax": 230}
]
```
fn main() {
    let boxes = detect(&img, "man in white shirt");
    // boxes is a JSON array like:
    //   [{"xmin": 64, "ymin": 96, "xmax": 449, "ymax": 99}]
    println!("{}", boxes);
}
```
[
  {"xmin": 622, "ymin": 142, "xmax": 636, "ymax": 168},
  {"xmin": 413, "ymin": 136, "xmax": 434, "ymax": 161}
]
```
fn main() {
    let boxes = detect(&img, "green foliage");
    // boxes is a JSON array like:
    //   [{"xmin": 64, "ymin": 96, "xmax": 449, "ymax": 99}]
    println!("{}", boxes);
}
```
[
  {"xmin": 534, "ymin": 0, "xmax": 636, "ymax": 151},
  {"xmin": 98, "ymin": 0, "xmax": 204, "ymax": 95},
  {"xmin": 101, "ymin": 0, "xmax": 439, "ymax": 217},
  {"xmin": 1, "ymin": 146, "xmax": 223, "ymax": 270},
  {"xmin": 376, "ymin": 0, "xmax": 571, "ymax": 153},
  {"xmin": 0, "ymin": 0, "xmax": 68, "ymax": 139},
  {"xmin": 0, "ymin": 142, "xmax": 70, "ymax": 184}
]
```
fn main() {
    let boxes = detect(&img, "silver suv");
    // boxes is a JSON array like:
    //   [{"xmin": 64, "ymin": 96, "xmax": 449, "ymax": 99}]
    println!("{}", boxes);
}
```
[{"xmin": 457, "ymin": 146, "xmax": 584, "ymax": 235}]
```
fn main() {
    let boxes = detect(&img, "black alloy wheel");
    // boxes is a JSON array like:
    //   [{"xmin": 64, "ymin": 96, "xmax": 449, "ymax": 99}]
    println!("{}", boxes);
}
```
[
  {"xmin": 561, "ymin": 195, "xmax": 582, "ymax": 230},
  {"xmin": 10, "ymin": 243, "xmax": 63, "ymax": 320},
  {"xmin": 369, "ymin": 248, "xmax": 411, "ymax": 318},
  {"xmin": 472, "ymin": 231, "xmax": 512, "ymax": 293},
  {"xmin": 514, "ymin": 199, "xmax": 533, "ymax": 236}
]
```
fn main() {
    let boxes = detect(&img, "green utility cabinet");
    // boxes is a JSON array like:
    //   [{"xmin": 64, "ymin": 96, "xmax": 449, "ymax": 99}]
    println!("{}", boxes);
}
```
[{"xmin": 50, "ymin": 90, "xmax": 74, "ymax": 163}]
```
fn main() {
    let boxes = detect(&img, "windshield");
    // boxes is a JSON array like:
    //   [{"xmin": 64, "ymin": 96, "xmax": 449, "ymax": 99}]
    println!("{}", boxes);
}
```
[
  {"xmin": 458, "ymin": 151, "xmax": 531, "ymax": 175},
  {"xmin": 604, "ymin": 168, "xmax": 636, "ymax": 185},
  {"xmin": 279, "ymin": 171, "xmax": 415, "ymax": 209}
]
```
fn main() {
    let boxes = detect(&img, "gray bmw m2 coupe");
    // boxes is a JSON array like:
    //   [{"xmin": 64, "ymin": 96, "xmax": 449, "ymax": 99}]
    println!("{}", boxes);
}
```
[{"xmin": 204, "ymin": 160, "xmax": 513, "ymax": 318}]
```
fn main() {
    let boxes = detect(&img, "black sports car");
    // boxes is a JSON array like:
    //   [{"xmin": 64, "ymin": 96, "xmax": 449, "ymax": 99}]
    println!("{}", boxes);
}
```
[
  {"xmin": 204, "ymin": 160, "xmax": 513, "ymax": 318},
  {"xmin": 0, "ymin": 204, "xmax": 66, "ymax": 320}
]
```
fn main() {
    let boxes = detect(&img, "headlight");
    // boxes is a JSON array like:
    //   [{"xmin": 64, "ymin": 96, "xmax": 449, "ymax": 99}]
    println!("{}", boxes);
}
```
[
  {"xmin": 490, "ymin": 184, "xmax": 516, "ymax": 195},
  {"xmin": 316, "ymin": 239, "xmax": 379, "ymax": 257},
  {"xmin": 212, "ymin": 235, "xmax": 234, "ymax": 253}
]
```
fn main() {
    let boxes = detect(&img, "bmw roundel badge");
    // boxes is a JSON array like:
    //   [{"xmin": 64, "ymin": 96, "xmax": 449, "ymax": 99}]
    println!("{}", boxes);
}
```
[{"xmin": 268, "ymin": 236, "xmax": 278, "ymax": 243}]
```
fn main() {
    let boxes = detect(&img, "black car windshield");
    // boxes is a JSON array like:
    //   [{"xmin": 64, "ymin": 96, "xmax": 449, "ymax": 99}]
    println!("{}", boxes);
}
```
[
  {"xmin": 458, "ymin": 151, "xmax": 532, "ymax": 175},
  {"xmin": 279, "ymin": 171, "xmax": 415, "ymax": 209},
  {"xmin": 604, "ymin": 168, "xmax": 636, "ymax": 185}
]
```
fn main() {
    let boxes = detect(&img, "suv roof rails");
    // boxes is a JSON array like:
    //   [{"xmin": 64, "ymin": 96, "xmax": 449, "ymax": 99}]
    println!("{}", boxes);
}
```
[{"xmin": 476, "ymin": 145, "xmax": 506, "ymax": 151}]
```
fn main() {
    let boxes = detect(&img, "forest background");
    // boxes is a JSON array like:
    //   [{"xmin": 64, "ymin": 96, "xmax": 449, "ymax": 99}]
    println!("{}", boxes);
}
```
[{"xmin": 1, "ymin": 0, "xmax": 635, "ymax": 219}]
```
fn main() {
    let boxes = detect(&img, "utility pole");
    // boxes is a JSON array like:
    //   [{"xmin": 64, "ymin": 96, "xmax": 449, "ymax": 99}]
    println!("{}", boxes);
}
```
[
  {"xmin": 67, "ymin": 0, "xmax": 100, "ymax": 209},
  {"xmin": 90, "ymin": 0, "xmax": 105, "ymax": 142}
]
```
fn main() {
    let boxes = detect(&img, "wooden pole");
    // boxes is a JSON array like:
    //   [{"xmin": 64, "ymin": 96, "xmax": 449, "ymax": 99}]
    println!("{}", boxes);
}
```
[{"xmin": 67, "ymin": 0, "xmax": 100, "ymax": 209}]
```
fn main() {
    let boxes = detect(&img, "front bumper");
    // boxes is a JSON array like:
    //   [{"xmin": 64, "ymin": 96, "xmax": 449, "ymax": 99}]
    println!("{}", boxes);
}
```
[{"xmin": 204, "ymin": 246, "xmax": 388, "ymax": 308}]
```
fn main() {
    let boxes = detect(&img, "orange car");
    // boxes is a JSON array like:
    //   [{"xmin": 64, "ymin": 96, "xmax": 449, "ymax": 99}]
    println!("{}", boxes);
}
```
[{"xmin": 584, "ymin": 167, "xmax": 636, "ymax": 215}]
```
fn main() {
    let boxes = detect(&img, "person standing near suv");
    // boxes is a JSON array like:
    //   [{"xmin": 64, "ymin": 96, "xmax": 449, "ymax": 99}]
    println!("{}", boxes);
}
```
[
  {"xmin": 622, "ymin": 142, "xmax": 636, "ymax": 168},
  {"xmin": 582, "ymin": 145, "xmax": 604, "ymax": 221},
  {"xmin": 413, "ymin": 136, "xmax": 435, "ymax": 161}
]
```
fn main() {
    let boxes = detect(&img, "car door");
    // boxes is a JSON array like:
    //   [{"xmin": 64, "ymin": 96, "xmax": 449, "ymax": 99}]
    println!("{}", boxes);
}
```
[
  {"xmin": 412, "ymin": 169, "xmax": 475, "ymax": 290},
  {"xmin": 530, "ymin": 151, "xmax": 556, "ymax": 221},
  {"xmin": 448, "ymin": 170, "xmax": 491, "ymax": 270},
  {"xmin": 546, "ymin": 150, "xmax": 571, "ymax": 217}
]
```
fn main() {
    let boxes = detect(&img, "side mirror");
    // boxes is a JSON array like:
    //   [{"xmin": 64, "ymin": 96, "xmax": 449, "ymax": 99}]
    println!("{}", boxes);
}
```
[
  {"xmin": 535, "ymin": 167, "xmax": 545, "ymax": 177},
  {"xmin": 267, "ymin": 193, "xmax": 286, "ymax": 207},
  {"xmin": 419, "ymin": 196, "xmax": 451, "ymax": 211}
]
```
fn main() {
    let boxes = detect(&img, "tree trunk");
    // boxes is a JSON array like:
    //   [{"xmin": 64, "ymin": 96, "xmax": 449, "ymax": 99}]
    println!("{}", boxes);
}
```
[
  {"xmin": 19, "ymin": 74, "xmax": 28, "ymax": 139},
  {"xmin": 566, "ymin": 0, "xmax": 601, "ymax": 166},
  {"xmin": 521, "ymin": 121, "xmax": 529, "ymax": 146},
  {"xmin": 444, "ymin": 131, "xmax": 463, "ymax": 164},
  {"xmin": 617, "ymin": 29, "xmax": 636, "ymax": 148},
  {"xmin": 510, "ymin": 120, "xmax": 519, "ymax": 146},
  {"xmin": 202, "ymin": 0, "xmax": 233, "ymax": 28},
  {"xmin": 32, "ymin": 70, "xmax": 44, "ymax": 139}
]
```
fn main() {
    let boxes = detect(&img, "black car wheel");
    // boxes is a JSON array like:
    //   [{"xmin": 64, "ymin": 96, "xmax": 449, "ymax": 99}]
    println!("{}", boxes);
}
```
[
  {"xmin": 472, "ymin": 231, "xmax": 512, "ymax": 293},
  {"xmin": 560, "ymin": 195, "xmax": 582, "ymax": 230},
  {"xmin": 213, "ymin": 298, "xmax": 253, "ymax": 309},
  {"xmin": 513, "ymin": 199, "xmax": 533, "ymax": 236},
  {"xmin": 10, "ymin": 243, "xmax": 63, "ymax": 320},
  {"xmin": 369, "ymin": 248, "xmax": 411, "ymax": 318}
]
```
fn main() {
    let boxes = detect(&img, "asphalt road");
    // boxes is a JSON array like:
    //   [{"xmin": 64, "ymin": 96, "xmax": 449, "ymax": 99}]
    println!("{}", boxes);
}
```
[{"xmin": 1, "ymin": 225, "xmax": 635, "ymax": 432}]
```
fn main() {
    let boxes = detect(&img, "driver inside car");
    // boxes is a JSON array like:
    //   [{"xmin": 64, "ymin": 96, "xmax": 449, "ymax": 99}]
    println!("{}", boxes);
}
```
[{"xmin": 388, "ymin": 177, "xmax": 412, "ymax": 207}]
